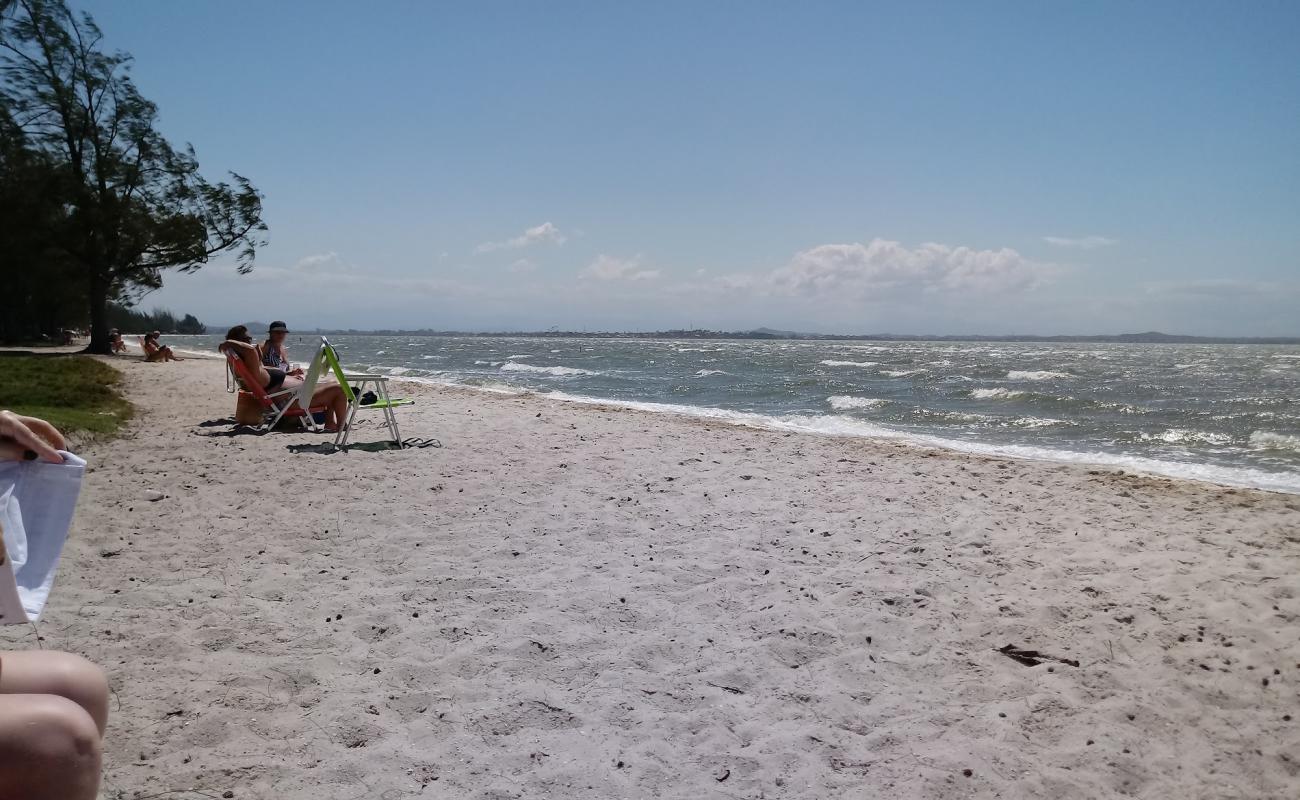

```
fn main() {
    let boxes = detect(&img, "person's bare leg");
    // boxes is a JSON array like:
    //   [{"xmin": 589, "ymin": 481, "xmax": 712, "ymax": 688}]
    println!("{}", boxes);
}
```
[
  {"xmin": 314, "ymin": 385, "xmax": 348, "ymax": 431},
  {"xmin": 0, "ymin": 651, "xmax": 109, "ymax": 733},
  {"xmin": 0, "ymin": 694, "xmax": 101, "ymax": 800}
]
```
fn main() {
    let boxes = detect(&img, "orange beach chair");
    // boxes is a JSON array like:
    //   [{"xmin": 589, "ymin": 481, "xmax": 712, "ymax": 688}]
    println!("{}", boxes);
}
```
[{"xmin": 220, "ymin": 345, "xmax": 325, "ymax": 432}]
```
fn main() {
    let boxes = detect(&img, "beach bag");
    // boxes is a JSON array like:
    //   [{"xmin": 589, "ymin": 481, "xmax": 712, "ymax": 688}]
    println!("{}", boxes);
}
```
[
  {"xmin": 0, "ymin": 452, "xmax": 86, "ymax": 623},
  {"xmin": 234, "ymin": 391, "xmax": 263, "ymax": 426}
]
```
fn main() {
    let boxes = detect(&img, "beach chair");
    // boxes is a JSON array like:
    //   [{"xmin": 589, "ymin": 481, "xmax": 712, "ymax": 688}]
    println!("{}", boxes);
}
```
[
  {"xmin": 220, "ymin": 342, "xmax": 328, "ymax": 433},
  {"xmin": 320, "ymin": 337, "xmax": 412, "ymax": 448}
]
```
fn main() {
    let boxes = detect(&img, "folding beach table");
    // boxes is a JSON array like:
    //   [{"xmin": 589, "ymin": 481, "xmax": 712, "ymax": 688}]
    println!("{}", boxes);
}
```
[{"xmin": 321, "ymin": 337, "xmax": 405, "ymax": 449}]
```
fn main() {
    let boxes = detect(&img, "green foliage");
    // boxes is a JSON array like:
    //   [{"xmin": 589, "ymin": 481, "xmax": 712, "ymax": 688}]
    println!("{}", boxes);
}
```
[
  {"xmin": 0, "ymin": 0, "xmax": 266, "ymax": 352},
  {"xmin": 105, "ymin": 303, "xmax": 205, "ymax": 335},
  {"xmin": 0, "ymin": 355, "xmax": 132, "ymax": 436}
]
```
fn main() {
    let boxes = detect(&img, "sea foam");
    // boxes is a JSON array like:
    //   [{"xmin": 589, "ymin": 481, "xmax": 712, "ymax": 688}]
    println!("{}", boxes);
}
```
[{"xmin": 820, "ymin": 360, "xmax": 878, "ymax": 368}]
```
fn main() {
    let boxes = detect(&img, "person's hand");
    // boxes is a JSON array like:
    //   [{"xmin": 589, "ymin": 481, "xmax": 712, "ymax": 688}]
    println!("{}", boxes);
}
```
[
  {"xmin": 289, "ymin": 368, "xmax": 305, "ymax": 377},
  {"xmin": 0, "ymin": 411, "xmax": 66, "ymax": 462}
]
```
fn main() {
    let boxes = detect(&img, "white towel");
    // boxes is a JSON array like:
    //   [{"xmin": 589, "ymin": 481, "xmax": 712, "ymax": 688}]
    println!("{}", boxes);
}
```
[{"xmin": 0, "ymin": 452, "xmax": 86, "ymax": 623}]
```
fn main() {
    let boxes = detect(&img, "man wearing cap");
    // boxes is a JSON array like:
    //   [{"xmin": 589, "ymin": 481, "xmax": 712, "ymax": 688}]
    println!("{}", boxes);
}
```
[{"xmin": 261, "ymin": 321, "xmax": 304, "ymax": 377}]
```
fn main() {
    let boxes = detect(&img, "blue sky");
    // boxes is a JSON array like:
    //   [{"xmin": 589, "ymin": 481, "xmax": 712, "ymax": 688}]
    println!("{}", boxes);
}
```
[{"xmin": 79, "ymin": 0, "xmax": 1299, "ymax": 334}]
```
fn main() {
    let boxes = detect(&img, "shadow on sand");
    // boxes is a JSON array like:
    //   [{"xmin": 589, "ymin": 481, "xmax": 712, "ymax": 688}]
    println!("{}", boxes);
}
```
[{"xmin": 286, "ymin": 440, "xmax": 401, "ymax": 455}]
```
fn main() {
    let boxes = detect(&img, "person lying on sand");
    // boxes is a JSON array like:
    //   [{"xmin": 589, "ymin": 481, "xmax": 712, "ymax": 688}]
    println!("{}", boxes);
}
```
[
  {"xmin": 0, "ymin": 411, "xmax": 110, "ymax": 800},
  {"xmin": 221, "ymin": 325, "xmax": 348, "ymax": 432},
  {"xmin": 261, "ymin": 320, "xmax": 304, "ymax": 378},
  {"xmin": 141, "ymin": 331, "xmax": 182, "ymax": 362}
]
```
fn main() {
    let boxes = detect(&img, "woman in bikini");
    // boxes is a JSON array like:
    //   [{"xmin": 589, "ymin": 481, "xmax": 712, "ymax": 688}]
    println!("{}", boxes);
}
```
[{"xmin": 220, "ymin": 325, "xmax": 348, "ymax": 431}]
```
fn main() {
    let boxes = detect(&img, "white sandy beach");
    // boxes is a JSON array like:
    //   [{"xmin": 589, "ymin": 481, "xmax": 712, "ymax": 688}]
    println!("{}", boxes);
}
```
[{"xmin": 3, "ymin": 353, "xmax": 1298, "ymax": 799}]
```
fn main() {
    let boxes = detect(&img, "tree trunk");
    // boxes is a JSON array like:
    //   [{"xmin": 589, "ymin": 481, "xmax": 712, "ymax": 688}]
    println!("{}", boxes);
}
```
[{"xmin": 84, "ymin": 267, "xmax": 111, "ymax": 354}]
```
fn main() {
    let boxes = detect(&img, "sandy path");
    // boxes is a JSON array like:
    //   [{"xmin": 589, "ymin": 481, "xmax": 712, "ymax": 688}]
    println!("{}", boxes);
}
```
[{"xmin": 2, "ymin": 354, "xmax": 1297, "ymax": 799}]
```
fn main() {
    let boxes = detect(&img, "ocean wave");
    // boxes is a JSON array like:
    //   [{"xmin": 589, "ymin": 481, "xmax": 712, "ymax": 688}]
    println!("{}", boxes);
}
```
[
  {"xmin": 1006, "ymin": 370, "xmax": 1071, "ymax": 381},
  {"xmin": 500, "ymin": 362, "xmax": 600, "ymax": 377},
  {"xmin": 1250, "ymin": 431, "xmax": 1300, "ymax": 453},
  {"xmin": 421, "ymin": 354, "xmax": 443, "ymax": 360},
  {"xmin": 474, "ymin": 360, "xmax": 503, "ymax": 366},
  {"xmin": 820, "ymin": 360, "xmax": 879, "ymax": 368},
  {"xmin": 881, "ymin": 369, "xmax": 926, "ymax": 377},
  {"xmin": 827, "ymin": 395, "xmax": 887, "ymax": 411},
  {"xmin": 1012, "ymin": 416, "xmax": 1070, "ymax": 429},
  {"xmin": 693, "ymin": 369, "xmax": 731, "ymax": 378},
  {"xmin": 1140, "ymin": 429, "xmax": 1233, "ymax": 446},
  {"xmin": 970, "ymin": 388, "xmax": 1027, "ymax": 399}
]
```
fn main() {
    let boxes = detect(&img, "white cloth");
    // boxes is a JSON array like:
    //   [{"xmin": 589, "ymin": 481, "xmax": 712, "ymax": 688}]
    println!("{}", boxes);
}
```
[{"xmin": 0, "ymin": 451, "xmax": 86, "ymax": 623}]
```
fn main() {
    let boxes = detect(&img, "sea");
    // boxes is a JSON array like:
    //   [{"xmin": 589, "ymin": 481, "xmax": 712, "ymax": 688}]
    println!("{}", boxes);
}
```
[{"xmin": 165, "ymin": 334, "xmax": 1300, "ymax": 494}]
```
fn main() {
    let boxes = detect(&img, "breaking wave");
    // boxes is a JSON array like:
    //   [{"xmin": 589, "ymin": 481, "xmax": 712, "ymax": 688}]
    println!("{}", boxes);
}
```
[
  {"xmin": 971, "ymin": 388, "xmax": 1027, "ymax": 399},
  {"xmin": 827, "ymin": 395, "xmax": 887, "ymax": 411},
  {"xmin": 1250, "ymin": 431, "xmax": 1300, "ymax": 453},
  {"xmin": 500, "ymin": 362, "xmax": 601, "ymax": 377}
]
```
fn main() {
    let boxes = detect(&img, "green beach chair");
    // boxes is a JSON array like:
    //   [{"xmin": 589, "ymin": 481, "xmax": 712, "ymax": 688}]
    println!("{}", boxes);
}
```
[{"xmin": 321, "ymin": 337, "xmax": 414, "ymax": 449}]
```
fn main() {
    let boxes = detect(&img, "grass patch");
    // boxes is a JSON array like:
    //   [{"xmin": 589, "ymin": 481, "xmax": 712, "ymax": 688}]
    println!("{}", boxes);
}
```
[{"xmin": 0, "ymin": 355, "xmax": 133, "ymax": 437}]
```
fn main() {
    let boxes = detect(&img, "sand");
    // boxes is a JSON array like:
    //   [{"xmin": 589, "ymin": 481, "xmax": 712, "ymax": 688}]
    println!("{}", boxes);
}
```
[{"xmin": 2, "ymin": 353, "xmax": 1298, "ymax": 799}]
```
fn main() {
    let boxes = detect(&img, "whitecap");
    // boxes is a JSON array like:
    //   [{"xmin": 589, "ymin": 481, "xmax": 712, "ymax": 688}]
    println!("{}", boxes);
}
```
[
  {"xmin": 820, "ymin": 360, "xmax": 878, "ymax": 368},
  {"xmin": 971, "ymin": 388, "xmax": 1027, "ymax": 399},
  {"xmin": 473, "ymin": 360, "xmax": 503, "ymax": 367},
  {"xmin": 827, "ymin": 395, "xmax": 887, "ymax": 411},
  {"xmin": 881, "ymin": 369, "xmax": 926, "ymax": 377},
  {"xmin": 693, "ymin": 369, "xmax": 731, "ymax": 378},
  {"xmin": 1006, "ymin": 370, "xmax": 1071, "ymax": 381},
  {"xmin": 500, "ymin": 362, "xmax": 600, "ymax": 377},
  {"xmin": 1249, "ymin": 431, "xmax": 1300, "ymax": 453},
  {"xmin": 1011, "ymin": 416, "xmax": 1070, "ymax": 429},
  {"xmin": 1140, "ymin": 429, "xmax": 1232, "ymax": 446}
]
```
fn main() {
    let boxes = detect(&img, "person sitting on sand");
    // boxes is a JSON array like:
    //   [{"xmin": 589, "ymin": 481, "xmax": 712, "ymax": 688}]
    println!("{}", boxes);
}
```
[
  {"xmin": 141, "ymin": 331, "xmax": 181, "ymax": 362},
  {"xmin": 108, "ymin": 329, "xmax": 126, "ymax": 354},
  {"xmin": 0, "ymin": 410, "xmax": 110, "ymax": 800},
  {"xmin": 261, "ymin": 320, "xmax": 303, "ymax": 378},
  {"xmin": 221, "ymin": 325, "xmax": 348, "ymax": 431}
]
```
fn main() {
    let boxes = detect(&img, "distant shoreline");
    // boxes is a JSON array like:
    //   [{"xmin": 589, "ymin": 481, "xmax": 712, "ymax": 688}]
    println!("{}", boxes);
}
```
[{"xmin": 218, "ymin": 326, "xmax": 1300, "ymax": 345}]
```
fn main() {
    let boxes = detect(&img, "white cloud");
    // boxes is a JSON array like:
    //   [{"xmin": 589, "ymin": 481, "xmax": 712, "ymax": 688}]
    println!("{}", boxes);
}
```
[
  {"xmin": 752, "ymin": 239, "xmax": 1050, "ymax": 297},
  {"xmin": 1042, "ymin": 235, "xmax": 1117, "ymax": 249},
  {"xmin": 582, "ymin": 254, "xmax": 661, "ymax": 282},
  {"xmin": 295, "ymin": 252, "xmax": 344, "ymax": 272},
  {"xmin": 507, "ymin": 258, "xmax": 537, "ymax": 274},
  {"xmin": 476, "ymin": 222, "xmax": 567, "ymax": 253}
]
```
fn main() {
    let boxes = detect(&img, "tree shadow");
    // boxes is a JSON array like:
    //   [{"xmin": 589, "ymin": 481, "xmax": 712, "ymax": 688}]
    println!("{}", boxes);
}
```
[{"xmin": 286, "ymin": 440, "xmax": 401, "ymax": 455}]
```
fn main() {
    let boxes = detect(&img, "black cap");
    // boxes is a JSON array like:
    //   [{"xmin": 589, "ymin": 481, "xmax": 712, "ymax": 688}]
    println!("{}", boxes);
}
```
[{"xmin": 269, "ymin": 321, "xmax": 288, "ymax": 332}]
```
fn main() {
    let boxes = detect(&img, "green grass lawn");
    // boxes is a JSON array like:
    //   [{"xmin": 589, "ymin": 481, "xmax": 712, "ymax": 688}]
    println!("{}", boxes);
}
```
[{"xmin": 0, "ymin": 355, "xmax": 132, "ymax": 437}]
